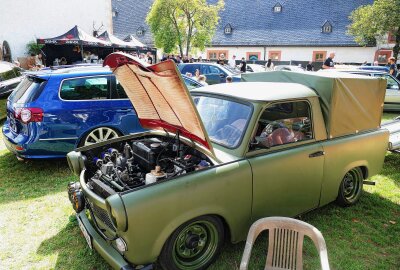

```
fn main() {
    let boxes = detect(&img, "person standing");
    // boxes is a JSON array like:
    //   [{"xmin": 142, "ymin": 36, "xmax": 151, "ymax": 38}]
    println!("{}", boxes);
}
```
[
  {"xmin": 146, "ymin": 52, "xmax": 153, "ymax": 64},
  {"xmin": 226, "ymin": 76, "xmax": 233, "ymax": 83},
  {"xmin": 217, "ymin": 54, "xmax": 226, "ymax": 65},
  {"xmin": 240, "ymin": 57, "xmax": 247, "ymax": 73},
  {"xmin": 27, "ymin": 53, "xmax": 36, "ymax": 70},
  {"xmin": 228, "ymin": 55, "xmax": 236, "ymax": 69},
  {"xmin": 322, "ymin": 52, "xmax": 335, "ymax": 69},
  {"xmin": 389, "ymin": 57, "xmax": 398, "ymax": 77},
  {"xmin": 306, "ymin": 61, "xmax": 314, "ymax": 71},
  {"xmin": 265, "ymin": 58, "xmax": 274, "ymax": 71}
]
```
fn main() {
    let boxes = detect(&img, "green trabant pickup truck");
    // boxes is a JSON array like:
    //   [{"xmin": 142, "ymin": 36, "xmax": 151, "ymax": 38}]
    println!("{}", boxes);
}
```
[{"xmin": 67, "ymin": 53, "xmax": 398, "ymax": 270}]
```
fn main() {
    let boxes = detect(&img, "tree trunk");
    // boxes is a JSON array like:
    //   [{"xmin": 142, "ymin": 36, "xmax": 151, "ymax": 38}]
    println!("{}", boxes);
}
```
[{"xmin": 393, "ymin": 27, "xmax": 400, "ymax": 60}]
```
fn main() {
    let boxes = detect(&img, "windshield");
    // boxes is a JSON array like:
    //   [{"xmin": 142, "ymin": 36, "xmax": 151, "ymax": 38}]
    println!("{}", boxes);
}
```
[{"xmin": 194, "ymin": 95, "xmax": 252, "ymax": 148}]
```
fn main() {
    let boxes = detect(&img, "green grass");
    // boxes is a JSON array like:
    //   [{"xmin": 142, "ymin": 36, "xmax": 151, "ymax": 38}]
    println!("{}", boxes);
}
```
[
  {"xmin": 0, "ymin": 114, "xmax": 399, "ymax": 269},
  {"xmin": 0, "ymin": 97, "xmax": 7, "ymax": 121},
  {"xmin": 382, "ymin": 112, "xmax": 399, "ymax": 122}
]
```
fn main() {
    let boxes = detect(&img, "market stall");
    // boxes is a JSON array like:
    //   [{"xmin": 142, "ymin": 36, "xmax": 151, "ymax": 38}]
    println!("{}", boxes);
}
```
[{"xmin": 37, "ymin": 25, "xmax": 112, "ymax": 65}]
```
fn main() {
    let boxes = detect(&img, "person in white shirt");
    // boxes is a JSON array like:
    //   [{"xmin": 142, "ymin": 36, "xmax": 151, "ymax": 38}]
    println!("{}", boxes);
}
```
[{"xmin": 228, "ymin": 55, "xmax": 237, "ymax": 69}]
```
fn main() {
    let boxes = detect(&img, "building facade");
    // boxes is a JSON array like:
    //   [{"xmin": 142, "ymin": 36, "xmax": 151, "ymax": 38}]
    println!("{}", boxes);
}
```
[
  {"xmin": 0, "ymin": 0, "xmax": 113, "ymax": 61},
  {"xmin": 112, "ymin": 0, "xmax": 397, "ymax": 65}
]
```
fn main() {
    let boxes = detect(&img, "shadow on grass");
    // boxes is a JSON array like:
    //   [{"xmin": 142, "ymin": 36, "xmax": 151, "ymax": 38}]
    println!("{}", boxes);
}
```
[
  {"xmin": 0, "ymin": 151, "xmax": 72, "ymax": 204},
  {"xmin": 383, "ymin": 152, "xmax": 400, "ymax": 188},
  {"xmin": 211, "ymin": 191, "xmax": 400, "ymax": 270},
  {"xmin": 37, "ymin": 215, "xmax": 111, "ymax": 270}
]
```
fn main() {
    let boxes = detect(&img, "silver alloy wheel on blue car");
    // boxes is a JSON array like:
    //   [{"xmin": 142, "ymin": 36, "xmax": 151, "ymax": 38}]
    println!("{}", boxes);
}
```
[{"xmin": 83, "ymin": 127, "xmax": 119, "ymax": 146}]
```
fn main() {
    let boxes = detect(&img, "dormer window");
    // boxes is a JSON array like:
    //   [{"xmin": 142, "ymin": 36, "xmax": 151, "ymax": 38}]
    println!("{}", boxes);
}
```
[
  {"xmin": 273, "ymin": 3, "xmax": 282, "ymax": 13},
  {"xmin": 136, "ymin": 26, "xmax": 144, "ymax": 36},
  {"xmin": 224, "ymin": 24, "xmax": 232, "ymax": 35},
  {"xmin": 322, "ymin": 21, "xmax": 332, "ymax": 33}
]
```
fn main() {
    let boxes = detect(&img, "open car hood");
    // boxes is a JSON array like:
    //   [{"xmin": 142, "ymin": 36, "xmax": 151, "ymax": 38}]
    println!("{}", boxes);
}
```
[{"xmin": 104, "ymin": 52, "xmax": 213, "ymax": 152}]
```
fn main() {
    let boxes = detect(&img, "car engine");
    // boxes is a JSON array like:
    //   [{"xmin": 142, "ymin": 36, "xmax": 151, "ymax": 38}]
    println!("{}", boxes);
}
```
[{"xmin": 82, "ymin": 136, "xmax": 212, "ymax": 198}]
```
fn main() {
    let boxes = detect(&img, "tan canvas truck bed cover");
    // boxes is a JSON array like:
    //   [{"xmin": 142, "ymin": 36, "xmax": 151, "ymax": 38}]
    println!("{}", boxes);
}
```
[{"xmin": 242, "ymin": 71, "xmax": 387, "ymax": 139}]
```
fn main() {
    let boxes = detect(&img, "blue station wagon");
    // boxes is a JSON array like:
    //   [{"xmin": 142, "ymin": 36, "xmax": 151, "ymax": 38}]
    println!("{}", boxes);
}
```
[{"xmin": 2, "ymin": 65, "xmax": 202, "ymax": 159}]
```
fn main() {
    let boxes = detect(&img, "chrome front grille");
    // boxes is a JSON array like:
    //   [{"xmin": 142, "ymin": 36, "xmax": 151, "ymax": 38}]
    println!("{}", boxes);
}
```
[{"xmin": 90, "ymin": 203, "xmax": 116, "ymax": 231}]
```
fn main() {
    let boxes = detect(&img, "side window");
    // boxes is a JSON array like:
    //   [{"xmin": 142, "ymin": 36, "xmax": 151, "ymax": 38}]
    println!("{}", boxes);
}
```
[
  {"xmin": 209, "ymin": 66, "xmax": 221, "ymax": 74},
  {"xmin": 200, "ymin": 65, "xmax": 210, "ymax": 74},
  {"xmin": 60, "ymin": 76, "xmax": 110, "ymax": 100},
  {"xmin": 181, "ymin": 65, "xmax": 199, "ymax": 75},
  {"xmin": 250, "ymin": 100, "xmax": 313, "ymax": 151},
  {"xmin": 113, "ymin": 78, "xmax": 128, "ymax": 99},
  {"xmin": 385, "ymin": 75, "xmax": 400, "ymax": 90}
]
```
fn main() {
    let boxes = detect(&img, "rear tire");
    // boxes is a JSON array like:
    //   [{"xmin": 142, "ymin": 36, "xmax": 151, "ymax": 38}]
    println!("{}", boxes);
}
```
[
  {"xmin": 159, "ymin": 215, "xmax": 224, "ymax": 270},
  {"xmin": 79, "ymin": 127, "xmax": 119, "ymax": 146},
  {"xmin": 336, "ymin": 167, "xmax": 363, "ymax": 207}
]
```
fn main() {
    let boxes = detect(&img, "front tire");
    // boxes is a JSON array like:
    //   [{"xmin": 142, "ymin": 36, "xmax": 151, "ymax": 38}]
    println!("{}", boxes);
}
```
[
  {"xmin": 159, "ymin": 215, "xmax": 224, "ymax": 270},
  {"xmin": 336, "ymin": 167, "xmax": 364, "ymax": 206}
]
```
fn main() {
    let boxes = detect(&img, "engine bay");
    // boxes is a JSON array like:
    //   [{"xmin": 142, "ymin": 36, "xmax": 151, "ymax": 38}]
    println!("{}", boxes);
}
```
[{"xmin": 81, "ymin": 135, "xmax": 213, "ymax": 198}]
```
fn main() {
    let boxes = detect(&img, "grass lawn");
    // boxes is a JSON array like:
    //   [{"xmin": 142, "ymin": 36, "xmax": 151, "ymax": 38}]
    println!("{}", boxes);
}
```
[
  {"xmin": 0, "ymin": 115, "xmax": 398, "ymax": 269},
  {"xmin": 0, "ymin": 97, "xmax": 7, "ymax": 121}
]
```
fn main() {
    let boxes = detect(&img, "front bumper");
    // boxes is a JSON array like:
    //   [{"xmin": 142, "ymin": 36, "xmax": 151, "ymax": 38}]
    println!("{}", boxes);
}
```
[{"xmin": 76, "ymin": 210, "xmax": 152, "ymax": 270}]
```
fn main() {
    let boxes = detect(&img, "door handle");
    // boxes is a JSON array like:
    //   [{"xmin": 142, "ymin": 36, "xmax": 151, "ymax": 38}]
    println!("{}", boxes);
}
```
[{"xmin": 309, "ymin": 151, "xmax": 325, "ymax": 158}]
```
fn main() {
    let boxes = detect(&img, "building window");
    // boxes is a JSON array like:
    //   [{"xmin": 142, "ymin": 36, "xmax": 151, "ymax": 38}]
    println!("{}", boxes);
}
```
[
  {"xmin": 246, "ymin": 52, "xmax": 261, "ymax": 61},
  {"xmin": 136, "ymin": 27, "xmax": 144, "ymax": 36},
  {"xmin": 224, "ymin": 24, "xmax": 232, "ymax": 35},
  {"xmin": 112, "ymin": 7, "xmax": 119, "ymax": 17},
  {"xmin": 321, "ymin": 21, "xmax": 332, "ymax": 33},
  {"xmin": 268, "ymin": 51, "xmax": 281, "ymax": 61},
  {"xmin": 312, "ymin": 51, "xmax": 327, "ymax": 62},
  {"xmin": 273, "ymin": 3, "xmax": 282, "ymax": 13},
  {"xmin": 375, "ymin": 49, "xmax": 392, "ymax": 64},
  {"xmin": 207, "ymin": 50, "xmax": 228, "ymax": 60}
]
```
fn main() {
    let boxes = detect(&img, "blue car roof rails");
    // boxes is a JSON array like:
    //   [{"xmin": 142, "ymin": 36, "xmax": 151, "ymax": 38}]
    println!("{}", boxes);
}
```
[{"xmin": 45, "ymin": 63, "xmax": 103, "ymax": 71}]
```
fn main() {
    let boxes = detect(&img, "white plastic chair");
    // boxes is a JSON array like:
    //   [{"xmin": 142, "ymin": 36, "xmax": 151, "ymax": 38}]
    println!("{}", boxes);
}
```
[{"xmin": 240, "ymin": 217, "xmax": 330, "ymax": 270}]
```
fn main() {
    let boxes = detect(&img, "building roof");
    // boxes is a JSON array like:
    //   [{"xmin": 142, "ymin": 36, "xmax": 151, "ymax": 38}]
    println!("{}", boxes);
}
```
[
  {"xmin": 191, "ymin": 82, "xmax": 317, "ymax": 102},
  {"xmin": 112, "ymin": 0, "xmax": 154, "ymax": 46},
  {"xmin": 112, "ymin": 0, "xmax": 374, "ymax": 47},
  {"xmin": 211, "ymin": 0, "xmax": 374, "ymax": 46}
]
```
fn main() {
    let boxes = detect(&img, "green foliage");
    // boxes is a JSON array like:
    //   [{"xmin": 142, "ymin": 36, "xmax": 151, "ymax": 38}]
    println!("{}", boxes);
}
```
[
  {"xmin": 348, "ymin": 0, "xmax": 400, "ymax": 59},
  {"xmin": 26, "ymin": 40, "xmax": 44, "ymax": 55},
  {"xmin": 146, "ymin": 0, "xmax": 224, "ymax": 56}
]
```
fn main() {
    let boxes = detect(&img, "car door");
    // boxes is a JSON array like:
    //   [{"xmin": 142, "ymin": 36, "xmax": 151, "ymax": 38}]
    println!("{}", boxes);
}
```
[
  {"xmin": 382, "ymin": 74, "xmax": 400, "ymax": 104},
  {"xmin": 247, "ymin": 100, "xmax": 324, "ymax": 220}
]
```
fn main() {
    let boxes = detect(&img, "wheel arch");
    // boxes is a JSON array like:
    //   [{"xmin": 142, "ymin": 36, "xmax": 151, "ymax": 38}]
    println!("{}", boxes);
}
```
[{"xmin": 76, "ymin": 125, "xmax": 124, "ymax": 147}]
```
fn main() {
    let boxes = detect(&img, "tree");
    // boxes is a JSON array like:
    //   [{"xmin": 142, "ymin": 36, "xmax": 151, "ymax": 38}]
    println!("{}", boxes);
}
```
[
  {"xmin": 146, "ymin": 0, "xmax": 224, "ymax": 56},
  {"xmin": 348, "ymin": 0, "xmax": 400, "ymax": 60},
  {"xmin": 26, "ymin": 41, "xmax": 44, "ymax": 55}
]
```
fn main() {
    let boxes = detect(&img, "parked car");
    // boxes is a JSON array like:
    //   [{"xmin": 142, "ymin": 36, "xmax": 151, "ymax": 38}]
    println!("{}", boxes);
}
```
[
  {"xmin": 178, "ymin": 62, "xmax": 241, "ymax": 84},
  {"xmin": 67, "ymin": 53, "xmax": 398, "ymax": 270},
  {"xmin": 246, "ymin": 63, "xmax": 265, "ymax": 73},
  {"xmin": 274, "ymin": 65, "xmax": 305, "ymax": 72},
  {"xmin": 2, "ymin": 65, "xmax": 202, "ymax": 159},
  {"xmin": 320, "ymin": 69, "xmax": 400, "ymax": 111},
  {"xmin": 358, "ymin": 65, "xmax": 390, "ymax": 73},
  {"xmin": 0, "ymin": 61, "xmax": 24, "ymax": 97}
]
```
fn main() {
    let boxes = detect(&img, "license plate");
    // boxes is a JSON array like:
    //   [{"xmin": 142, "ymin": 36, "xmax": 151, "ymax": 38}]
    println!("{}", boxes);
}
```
[{"xmin": 77, "ymin": 214, "xmax": 93, "ymax": 250}]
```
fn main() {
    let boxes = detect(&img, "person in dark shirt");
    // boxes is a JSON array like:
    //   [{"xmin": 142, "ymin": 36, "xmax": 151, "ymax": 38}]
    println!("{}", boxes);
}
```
[
  {"xmin": 389, "ymin": 57, "xmax": 398, "ymax": 77},
  {"xmin": 306, "ymin": 61, "xmax": 314, "ymax": 71},
  {"xmin": 146, "ymin": 52, "xmax": 153, "ymax": 64},
  {"xmin": 240, "ymin": 57, "xmax": 247, "ymax": 73},
  {"xmin": 322, "ymin": 52, "xmax": 335, "ymax": 69}
]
